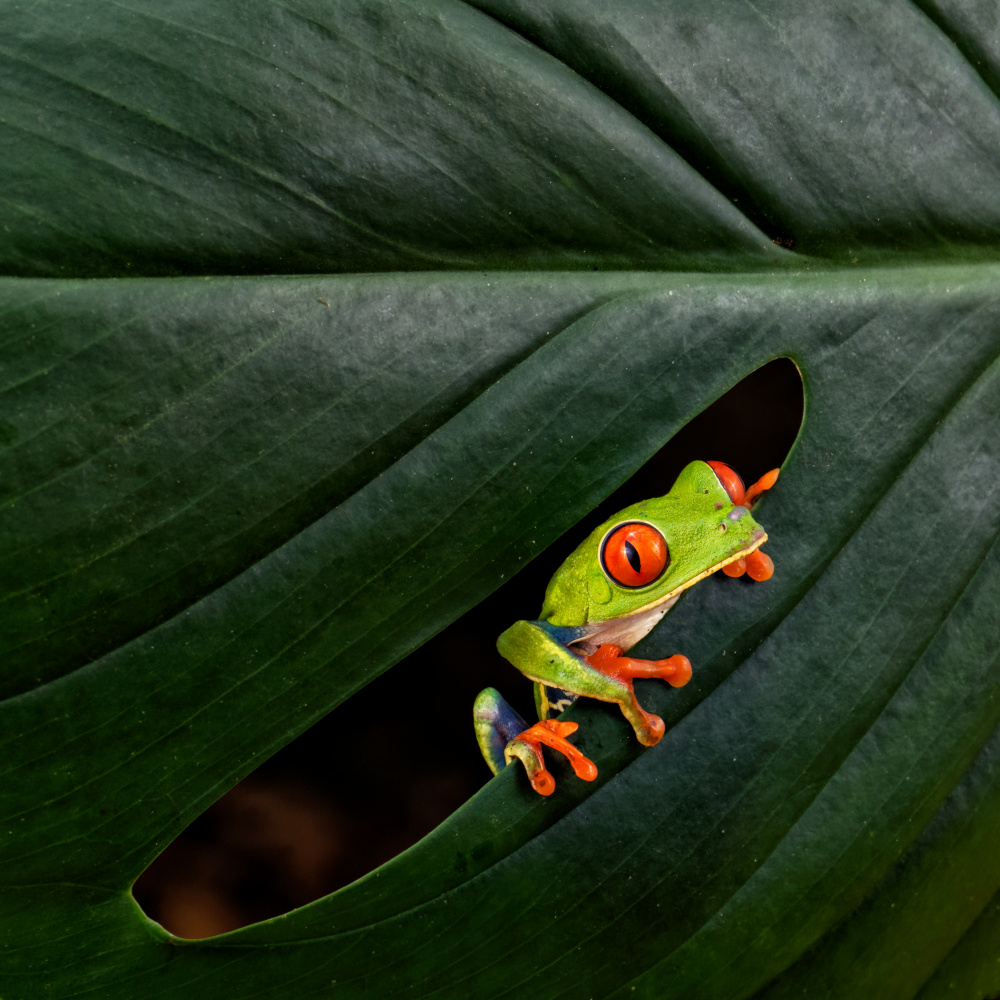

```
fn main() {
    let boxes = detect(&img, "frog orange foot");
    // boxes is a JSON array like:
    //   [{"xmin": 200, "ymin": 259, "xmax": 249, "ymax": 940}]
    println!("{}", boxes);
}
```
[
  {"xmin": 473, "ymin": 687, "xmax": 598, "ymax": 795},
  {"xmin": 708, "ymin": 462, "xmax": 779, "ymax": 581},
  {"xmin": 506, "ymin": 719, "xmax": 598, "ymax": 796},
  {"xmin": 722, "ymin": 548, "xmax": 774, "ymax": 581},
  {"xmin": 584, "ymin": 643, "xmax": 692, "ymax": 746}
]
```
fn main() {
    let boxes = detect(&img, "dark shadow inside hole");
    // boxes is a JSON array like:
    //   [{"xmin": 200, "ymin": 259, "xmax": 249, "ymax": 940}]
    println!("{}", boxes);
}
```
[{"xmin": 133, "ymin": 357, "xmax": 803, "ymax": 938}]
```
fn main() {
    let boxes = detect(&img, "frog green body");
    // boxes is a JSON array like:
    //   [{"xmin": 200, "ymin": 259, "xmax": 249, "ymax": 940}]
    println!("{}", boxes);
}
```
[{"xmin": 473, "ymin": 459, "xmax": 777, "ymax": 795}]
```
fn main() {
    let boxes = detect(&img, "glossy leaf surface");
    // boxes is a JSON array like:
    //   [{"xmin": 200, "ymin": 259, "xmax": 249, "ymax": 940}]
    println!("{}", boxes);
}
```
[{"xmin": 2, "ymin": 2, "xmax": 1000, "ymax": 998}]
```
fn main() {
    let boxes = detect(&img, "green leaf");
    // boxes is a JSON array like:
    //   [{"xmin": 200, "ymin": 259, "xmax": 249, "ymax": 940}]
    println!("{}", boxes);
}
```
[
  {"xmin": 0, "ymin": 1, "xmax": 779, "ymax": 276},
  {"xmin": 2, "ymin": 2, "xmax": 1000, "ymax": 999}
]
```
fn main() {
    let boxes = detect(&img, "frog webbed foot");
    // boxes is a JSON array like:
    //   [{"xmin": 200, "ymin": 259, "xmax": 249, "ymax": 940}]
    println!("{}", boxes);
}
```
[
  {"xmin": 473, "ymin": 688, "xmax": 597, "ymax": 796},
  {"xmin": 505, "ymin": 719, "xmax": 599, "ymax": 795},
  {"xmin": 583, "ymin": 644, "xmax": 693, "ymax": 746}
]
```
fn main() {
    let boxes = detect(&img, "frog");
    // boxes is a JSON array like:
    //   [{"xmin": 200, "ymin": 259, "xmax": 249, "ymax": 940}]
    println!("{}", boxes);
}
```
[{"xmin": 473, "ymin": 459, "xmax": 779, "ymax": 795}]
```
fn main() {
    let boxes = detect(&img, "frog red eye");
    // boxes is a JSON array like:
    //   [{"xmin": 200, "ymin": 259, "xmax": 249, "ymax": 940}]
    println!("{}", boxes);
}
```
[
  {"xmin": 707, "ymin": 460, "xmax": 745, "ymax": 505},
  {"xmin": 601, "ymin": 522, "xmax": 669, "ymax": 587}
]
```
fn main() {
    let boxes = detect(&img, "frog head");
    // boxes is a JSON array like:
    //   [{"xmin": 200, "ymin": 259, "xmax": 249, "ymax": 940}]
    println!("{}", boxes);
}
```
[{"xmin": 540, "ymin": 460, "xmax": 773, "ymax": 643}]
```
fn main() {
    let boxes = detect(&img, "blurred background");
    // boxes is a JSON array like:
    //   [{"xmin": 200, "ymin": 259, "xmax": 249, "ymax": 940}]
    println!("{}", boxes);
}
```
[{"xmin": 133, "ymin": 357, "xmax": 803, "ymax": 938}]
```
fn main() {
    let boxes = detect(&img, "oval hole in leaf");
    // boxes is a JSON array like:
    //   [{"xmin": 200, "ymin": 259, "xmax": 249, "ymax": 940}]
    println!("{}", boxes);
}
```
[{"xmin": 132, "ymin": 358, "xmax": 803, "ymax": 937}]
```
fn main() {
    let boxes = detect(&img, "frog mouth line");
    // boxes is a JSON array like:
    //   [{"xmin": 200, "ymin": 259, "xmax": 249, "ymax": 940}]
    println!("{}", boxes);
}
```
[
  {"xmin": 628, "ymin": 528, "xmax": 768, "ymax": 618},
  {"xmin": 573, "ymin": 529, "xmax": 768, "ymax": 654},
  {"xmin": 575, "ymin": 530, "xmax": 767, "ymax": 652}
]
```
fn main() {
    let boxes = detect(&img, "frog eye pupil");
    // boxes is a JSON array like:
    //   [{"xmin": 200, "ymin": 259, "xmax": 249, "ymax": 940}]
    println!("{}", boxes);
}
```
[
  {"xmin": 601, "ymin": 522, "xmax": 669, "ymax": 587},
  {"xmin": 624, "ymin": 540, "xmax": 641, "ymax": 573}
]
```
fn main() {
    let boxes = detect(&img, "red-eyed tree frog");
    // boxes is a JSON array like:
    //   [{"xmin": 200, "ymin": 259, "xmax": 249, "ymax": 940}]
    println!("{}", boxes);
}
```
[{"xmin": 473, "ymin": 459, "xmax": 779, "ymax": 795}]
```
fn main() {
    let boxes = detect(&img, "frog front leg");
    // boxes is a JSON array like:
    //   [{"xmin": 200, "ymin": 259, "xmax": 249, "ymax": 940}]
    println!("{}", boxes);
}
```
[
  {"xmin": 500, "ymin": 618, "xmax": 692, "ymax": 743},
  {"xmin": 476, "ymin": 619, "xmax": 690, "ymax": 794}
]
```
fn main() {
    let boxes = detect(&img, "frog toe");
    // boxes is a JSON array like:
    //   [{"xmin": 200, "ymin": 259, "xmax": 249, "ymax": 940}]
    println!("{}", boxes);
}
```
[{"xmin": 663, "ymin": 654, "xmax": 693, "ymax": 688}]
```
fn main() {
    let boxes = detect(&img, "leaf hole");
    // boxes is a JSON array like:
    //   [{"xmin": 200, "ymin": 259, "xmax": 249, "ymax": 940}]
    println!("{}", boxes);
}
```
[{"xmin": 133, "ymin": 358, "xmax": 803, "ymax": 938}]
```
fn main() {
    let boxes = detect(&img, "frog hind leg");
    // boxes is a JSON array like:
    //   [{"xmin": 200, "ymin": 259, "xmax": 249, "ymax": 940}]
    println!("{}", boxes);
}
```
[
  {"xmin": 473, "ymin": 687, "xmax": 527, "ymax": 776},
  {"xmin": 473, "ymin": 687, "xmax": 597, "ymax": 796}
]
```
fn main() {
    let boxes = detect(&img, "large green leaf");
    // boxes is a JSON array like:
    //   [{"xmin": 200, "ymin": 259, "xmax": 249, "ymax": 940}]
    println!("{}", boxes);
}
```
[{"xmin": 2, "ymin": 2, "xmax": 999, "ymax": 998}]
